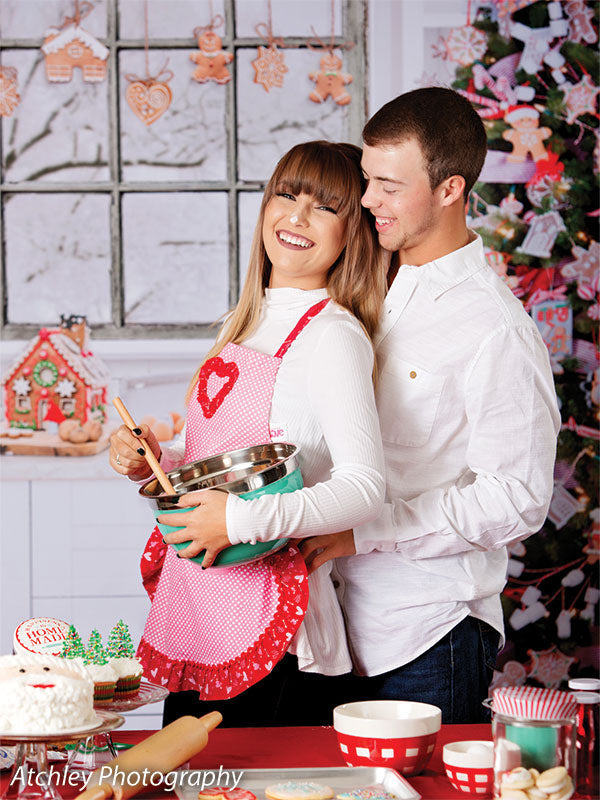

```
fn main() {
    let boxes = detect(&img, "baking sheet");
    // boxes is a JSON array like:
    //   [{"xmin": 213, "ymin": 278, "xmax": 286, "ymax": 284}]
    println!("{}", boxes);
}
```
[{"xmin": 175, "ymin": 767, "xmax": 420, "ymax": 800}]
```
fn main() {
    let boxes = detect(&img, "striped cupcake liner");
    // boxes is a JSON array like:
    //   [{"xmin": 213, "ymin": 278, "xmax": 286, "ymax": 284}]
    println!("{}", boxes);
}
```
[
  {"xmin": 93, "ymin": 680, "xmax": 116, "ymax": 705},
  {"xmin": 493, "ymin": 686, "xmax": 578, "ymax": 721},
  {"xmin": 115, "ymin": 674, "xmax": 142, "ymax": 697}
]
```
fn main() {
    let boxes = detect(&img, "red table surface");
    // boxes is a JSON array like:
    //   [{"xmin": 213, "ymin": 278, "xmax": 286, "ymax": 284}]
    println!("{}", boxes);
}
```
[{"xmin": 1, "ymin": 724, "xmax": 492, "ymax": 800}]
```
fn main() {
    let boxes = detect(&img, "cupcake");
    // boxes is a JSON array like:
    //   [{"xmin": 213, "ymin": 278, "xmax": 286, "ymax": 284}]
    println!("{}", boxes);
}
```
[
  {"xmin": 85, "ymin": 629, "xmax": 117, "ymax": 705},
  {"xmin": 106, "ymin": 620, "xmax": 143, "ymax": 697}
]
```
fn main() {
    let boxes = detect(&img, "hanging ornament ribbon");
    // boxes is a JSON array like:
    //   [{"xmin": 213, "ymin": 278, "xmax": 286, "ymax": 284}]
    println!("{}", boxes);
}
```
[
  {"xmin": 525, "ymin": 284, "xmax": 568, "ymax": 312},
  {"xmin": 125, "ymin": 0, "xmax": 173, "ymax": 125},
  {"xmin": 0, "ymin": 66, "xmax": 21, "ymax": 117},
  {"xmin": 561, "ymin": 416, "xmax": 600, "ymax": 440},
  {"xmin": 252, "ymin": 0, "xmax": 288, "ymax": 92},
  {"xmin": 41, "ymin": 0, "xmax": 108, "ymax": 84},
  {"xmin": 190, "ymin": 3, "xmax": 233, "ymax": 85},
  {"xmin": 307, "ymin": 0, "xmax": 353, "ymax": 106}
]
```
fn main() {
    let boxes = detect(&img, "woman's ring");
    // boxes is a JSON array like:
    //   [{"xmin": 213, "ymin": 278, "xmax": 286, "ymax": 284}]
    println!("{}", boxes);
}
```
[{"xmin": 116, "ymin": 453, "xmax": 121, "ymax": 465}]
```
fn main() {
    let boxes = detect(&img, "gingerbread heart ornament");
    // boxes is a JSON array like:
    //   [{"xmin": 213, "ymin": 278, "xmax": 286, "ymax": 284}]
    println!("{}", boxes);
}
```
[
  {"xmin": 197, "ymin": 357, "xmax": 240, "ymax": 419},
  {"xmin": 126, "ymin": 79, "xmax": 172, "ymax": 125}
]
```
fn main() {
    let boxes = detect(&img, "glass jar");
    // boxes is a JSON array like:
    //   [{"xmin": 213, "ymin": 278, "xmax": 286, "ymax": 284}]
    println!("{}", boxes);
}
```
[{"xmin": 485, "ymin": 702, "xmax": 577, "ymax": 799}]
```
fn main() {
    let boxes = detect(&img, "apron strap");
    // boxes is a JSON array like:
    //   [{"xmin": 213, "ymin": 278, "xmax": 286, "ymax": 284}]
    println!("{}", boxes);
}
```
[{"xmin": 274, "ymin": 298, "xmax": 330, "ymax": 359}]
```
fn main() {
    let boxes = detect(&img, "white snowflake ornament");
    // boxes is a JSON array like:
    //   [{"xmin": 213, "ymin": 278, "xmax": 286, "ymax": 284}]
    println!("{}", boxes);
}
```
[
  {"xmin": 12, "ymin": 377, "xmax": 31, "ymax": 396},
  {"xmin": 56, "ymin": 378, "xmax": 76, "ymax": 398}
]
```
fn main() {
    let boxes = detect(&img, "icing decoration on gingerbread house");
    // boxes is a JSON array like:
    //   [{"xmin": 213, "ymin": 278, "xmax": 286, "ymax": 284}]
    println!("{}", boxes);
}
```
[
  {"xmin": 2, "ymin": 315, "xmax": 109, "ymax": 431},
  {"xmin": 41, "ymin": 24, "xmax": 108, "ymax": 83}
]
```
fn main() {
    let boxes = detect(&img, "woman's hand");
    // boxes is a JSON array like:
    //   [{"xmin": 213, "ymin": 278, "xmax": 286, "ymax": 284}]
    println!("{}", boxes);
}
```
[
  {"xmin": 109, "ymin": 423, "xmax": 161, "ymax": 480},
  {"xmin": 158, "ymin": 489, "xmax": 230, "ymax": 568}
]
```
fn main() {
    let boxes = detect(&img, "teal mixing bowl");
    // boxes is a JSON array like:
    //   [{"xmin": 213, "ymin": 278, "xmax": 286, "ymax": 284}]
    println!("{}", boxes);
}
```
[{"xmin": 138, "ymin": 442, "xmax": 302, "ymax": 567}]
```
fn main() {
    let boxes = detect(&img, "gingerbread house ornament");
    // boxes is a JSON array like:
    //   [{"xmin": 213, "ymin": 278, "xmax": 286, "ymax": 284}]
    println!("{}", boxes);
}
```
[
  {"xmin": 2, "ymin": 315, "xmax": 110, "ymax": 432},
  {"xmin": 41, "ymin": 24, "xmax": 108, "ymax": 83}
]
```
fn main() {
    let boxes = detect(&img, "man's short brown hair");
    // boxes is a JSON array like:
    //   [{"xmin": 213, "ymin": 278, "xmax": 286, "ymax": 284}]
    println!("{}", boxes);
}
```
[{"xmin": 363, "ymin": 87, "xmax": 487, "ymax": 199}]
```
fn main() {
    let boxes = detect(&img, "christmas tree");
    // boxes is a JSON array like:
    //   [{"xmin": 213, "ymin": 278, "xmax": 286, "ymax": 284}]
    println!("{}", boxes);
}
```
[
  {"xmin": 440, "ymin": 0, "xmax": 598, "ymax": 688},
  {"xmin": 60, "ymin": 623, "xmax": 85, "ymax": 659},
  {"xmin": 85, "ymin": 629, "xmax": 109, "ymax": 665},
  {"xmin": 106, "ymin": 619, "xmax": 136, "ymax": 659}
]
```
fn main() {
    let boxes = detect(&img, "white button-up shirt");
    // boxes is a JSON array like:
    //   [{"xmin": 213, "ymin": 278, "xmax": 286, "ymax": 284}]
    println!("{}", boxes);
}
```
[{"xmin": 335, "ymin": 234, "xmax": 560, "ymax": 677}]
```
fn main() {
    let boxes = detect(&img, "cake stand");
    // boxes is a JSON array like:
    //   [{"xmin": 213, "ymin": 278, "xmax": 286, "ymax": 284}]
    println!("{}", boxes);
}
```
[
  {"xmin": 67, "ymin": 682, "xmax": 168, "ymax": 774},
  {"xmin": 0, "ymin": 710, "xmax": 124, "ymax": 800}
]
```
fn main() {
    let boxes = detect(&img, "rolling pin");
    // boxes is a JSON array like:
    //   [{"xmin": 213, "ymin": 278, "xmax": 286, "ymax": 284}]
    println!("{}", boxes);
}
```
[{"xmin": 77, "ymin": 711, "xmax": 222, "ymax": 800}]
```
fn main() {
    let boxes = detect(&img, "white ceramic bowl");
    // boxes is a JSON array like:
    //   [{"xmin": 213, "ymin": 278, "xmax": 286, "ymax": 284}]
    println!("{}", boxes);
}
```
[
  {"xmin": 333, "ymin": 700, "xmax": 441, "ymax": 776},
  {"xmin": 442, "ymin": 740, "xmax": 494, "ymax": 796}
]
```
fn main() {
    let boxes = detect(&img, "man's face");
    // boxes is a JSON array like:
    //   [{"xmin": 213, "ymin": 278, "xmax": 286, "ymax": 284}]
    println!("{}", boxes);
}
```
[{"xmin": 361, "ymin": 139, "xmax": 442, "ymax": 260}]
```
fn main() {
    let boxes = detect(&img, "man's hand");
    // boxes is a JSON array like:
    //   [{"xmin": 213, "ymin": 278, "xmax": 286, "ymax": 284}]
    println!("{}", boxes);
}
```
[{"xmin": 300, "ymin": 530, "xmax": 356, "ymax": 574}]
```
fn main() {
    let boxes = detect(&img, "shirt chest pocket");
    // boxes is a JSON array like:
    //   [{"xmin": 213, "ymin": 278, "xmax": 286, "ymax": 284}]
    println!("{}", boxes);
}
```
[{"xmin": 377, "ymin": 355, "xmax": 445, "ymax": 447}]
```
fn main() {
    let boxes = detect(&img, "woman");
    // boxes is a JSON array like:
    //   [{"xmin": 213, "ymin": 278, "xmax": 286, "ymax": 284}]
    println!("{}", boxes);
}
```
[{"xmin": 109, "ymin": 140, "xmax": 386, "ymax": 726}]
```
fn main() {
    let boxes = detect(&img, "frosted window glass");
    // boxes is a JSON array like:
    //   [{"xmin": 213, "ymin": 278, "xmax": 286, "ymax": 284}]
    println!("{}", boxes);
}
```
[
  {"xmin": 237, "ymin": 48, "xmax": 350, "ymax": 181},
  {"xmin": 122, "ymin": 192, "xmax": 229, "ymax": 324},
  {"xmin": 1, "ymin": 50, "xmax": 109, "ymax": 183},
  {"xmin": 235, "ymin": 0, "xmax": 342, "ymax": 38},
  {"xmin": 0, "ymin": 0, "xmax": 107, "ymax": 38},
  {"xmin": 238, "ymin": 192, "xmax": 264, "ymax": 286},
  {"xmin": 119, "ymin": 50, "xmax": 227, "ymax": 181},
  {"xmin": 4, "ymin": 193, "xmax": 111, "ymax": 324},
  {"xmin": 118, "ymin": 0, "xmax": 225, "ymax": 38}
]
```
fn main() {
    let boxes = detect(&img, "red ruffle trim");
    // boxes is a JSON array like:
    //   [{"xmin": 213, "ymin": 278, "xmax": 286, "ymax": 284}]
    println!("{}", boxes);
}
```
[{"xmin": 136, "ymin": 543, "xmax": 309, "ymax": 700}]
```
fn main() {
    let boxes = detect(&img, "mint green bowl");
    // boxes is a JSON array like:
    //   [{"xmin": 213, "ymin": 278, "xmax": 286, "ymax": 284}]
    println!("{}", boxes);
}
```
[{"xmin": 138, "ymin": 442, "xmax": 302, "ymax": 567}]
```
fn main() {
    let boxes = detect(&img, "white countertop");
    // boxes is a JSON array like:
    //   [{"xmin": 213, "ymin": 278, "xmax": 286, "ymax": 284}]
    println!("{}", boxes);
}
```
[{"xmin": 0, "ymin": 449, "xmax": 120, "ymax": 481}]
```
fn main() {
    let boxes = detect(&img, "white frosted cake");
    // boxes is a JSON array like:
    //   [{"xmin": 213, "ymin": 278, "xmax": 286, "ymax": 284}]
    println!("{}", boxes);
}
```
[{"xmin": 0, "ymin": 653, "xmax": 99, "ymax": 733}]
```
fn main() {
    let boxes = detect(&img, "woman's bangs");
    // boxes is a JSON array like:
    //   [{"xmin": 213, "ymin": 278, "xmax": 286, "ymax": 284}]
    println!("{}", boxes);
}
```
[{"xmin": 274, "ymin": 148, "xmax": 356, "ymax": 218}]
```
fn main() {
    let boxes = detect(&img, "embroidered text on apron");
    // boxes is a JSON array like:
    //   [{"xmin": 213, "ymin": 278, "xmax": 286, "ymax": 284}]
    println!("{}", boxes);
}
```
[{"xmin": 137, "ymin": 299, "xmax": 329, "ymax": 699}]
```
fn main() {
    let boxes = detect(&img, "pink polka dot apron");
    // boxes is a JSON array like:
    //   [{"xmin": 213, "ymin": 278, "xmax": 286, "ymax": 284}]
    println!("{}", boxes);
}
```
[{"xmin": 137, "ymin": 299, "xmax": 329, "ymax": 700}]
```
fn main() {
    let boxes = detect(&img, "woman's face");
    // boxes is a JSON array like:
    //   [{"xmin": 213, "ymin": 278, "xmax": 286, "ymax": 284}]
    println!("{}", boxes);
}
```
[{"xmin": 262, "ymin": 191, "xmax": 347, "ymax": 290}]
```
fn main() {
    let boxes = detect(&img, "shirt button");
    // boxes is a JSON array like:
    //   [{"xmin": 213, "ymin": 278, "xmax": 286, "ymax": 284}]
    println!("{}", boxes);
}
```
[{"xmin": 409, "ymin": 370, "xmax": 417, "ymax": 379}]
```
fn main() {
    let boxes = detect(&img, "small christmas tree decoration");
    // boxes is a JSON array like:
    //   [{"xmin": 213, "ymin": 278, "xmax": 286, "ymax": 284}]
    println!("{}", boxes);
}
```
[
  {"xmin": 41, "ymin": 1, "xmax": 108, "ymax": 84},
  {"xmin": 190, "ymin": 11, "xmax": 233, "ymax": 85},
  {"xmin": 60, "ymin": 623, "xmax": 86, "ymax": 659},
  {"xmin": 531, "ymin": 296, "xmax": 573, "ymax": 362},
  {"xmin": 106, "ymin": 619, "xmax": 136, "ymax": 659},
  {"xmin": 85, "ymin": 629, "xmax": 109, "ymax": 665},
  {"xmin": 561, "ymin": 242, "xmax": 600, "ymax": 287},
  {"xmin": 306, "ymin": 2, "xmax": 354, "ymax": 106},
  {"xmin": 435, "ymin": 25, "xmax": 487, "ymax": 66},
  {"xmin": 516, "ymin": 210, "xmax": 566, "ymax": 258},
  {"xmin": 527, "ymin": 647, "xmax": 575, "ymax": 689},
  {"xmin": 0, "ymin": 67, "xmax": 20, "ymax": 117}
]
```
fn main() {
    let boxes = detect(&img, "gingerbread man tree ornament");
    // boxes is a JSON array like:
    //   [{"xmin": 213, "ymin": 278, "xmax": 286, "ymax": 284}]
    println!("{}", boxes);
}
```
[
  {"xmin": 309, "ymin": 52, "xmax": 352, "ymax": 106},
  {"xmin": 503, "ymin": 106, "xmax": 552, "ymax": 162},
  {"xmin": 190, "ymin": 22, "xmax": 233, "ymax": 85}
]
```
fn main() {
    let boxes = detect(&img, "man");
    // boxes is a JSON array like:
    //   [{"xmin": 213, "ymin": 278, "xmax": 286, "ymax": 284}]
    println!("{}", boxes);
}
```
[{"xmin": 301, "ymin": 87, "xmax": 560, "ymax": 723}]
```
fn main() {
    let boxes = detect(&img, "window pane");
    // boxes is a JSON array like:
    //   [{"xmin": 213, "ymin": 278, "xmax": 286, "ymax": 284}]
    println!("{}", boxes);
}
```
[
  {"xmin": 238, "ymin": 191, "xmax": 263, "ymax": 287},
  {"xmin": 1, "ymin": 49, "xmax": 109, "ymax": 183},
  {"xmin": 118, "ymin": 0, "xmax": 225, "ymax": 39},
  {"xmin": 4, "ymin": 193, "xmax": 112, "ymax": 324},
  {"xmin": 1, "ymin": 0, "xmax": 108, "ymax": 38},
  {"xmin": 119, "ymin": 49, "xmax": 227, "ymax": 181},
  {"xmin": 235, "ymin": 0, "xmax": 342, "ymax": 38},
  {"xmin": 236, "ymin": 47, "xmax": 350, "ymax": 181},
  {"xmin": 122, "ymin": 192, "xmax": 229, "ymax": 324}
]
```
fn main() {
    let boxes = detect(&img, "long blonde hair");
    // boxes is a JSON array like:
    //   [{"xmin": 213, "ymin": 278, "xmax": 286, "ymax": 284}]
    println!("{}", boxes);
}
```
[{"xmin": 187, "ymin": 140, "xmax": 386, "ymax": 401}]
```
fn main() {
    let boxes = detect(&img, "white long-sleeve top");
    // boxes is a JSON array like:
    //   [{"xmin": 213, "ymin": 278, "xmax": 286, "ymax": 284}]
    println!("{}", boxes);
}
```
[
  {"xmin": 334, "ymin": 234, "xmax": 560, "ymax": 676},
  {"xmin": 161, "ymin": 286, "xmax": 385, "ymax": 675}
]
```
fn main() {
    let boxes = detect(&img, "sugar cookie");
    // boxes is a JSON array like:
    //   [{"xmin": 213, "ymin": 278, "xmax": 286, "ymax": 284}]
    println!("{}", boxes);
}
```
[
  {"xmin": 337, "ymin": 790, "xmax": 396, "ymax": 800},
  {"xmin": 499, "ymin": 789, "xmax": 530, "ymax": 800},
  {"xmin": 547, "ymin": 776, "xmax": 574, "ymax": 800},
  {"xmin": 536, "ymin": 767, "xmax": 569, "ymax": 795},
  {"xmin": 502, "ymin": 768, "xmax": 535, "ymax": 791},
  {"xmin": 265, "ymin": 783, "xmax": 334, "ymax": 800},
  {"xmin": 198, "ymin": 790, "xmax": 256, "ymax": 800}
]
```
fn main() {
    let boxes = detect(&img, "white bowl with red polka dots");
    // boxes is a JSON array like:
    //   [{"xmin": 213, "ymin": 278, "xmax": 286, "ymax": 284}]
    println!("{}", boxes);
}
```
[
  {"xmin": 333, "ymin": 700, "xmax": 441, "ymax": 776},
  {"xmin": 442, "ymin": 740, "xmax": 494, "ymax": 796}
]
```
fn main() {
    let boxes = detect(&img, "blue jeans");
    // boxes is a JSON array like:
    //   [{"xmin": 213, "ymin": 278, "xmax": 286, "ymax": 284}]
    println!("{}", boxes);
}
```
[{"xmin": 351, "ymin": 616, "xmax": 499, "ymax": 724}]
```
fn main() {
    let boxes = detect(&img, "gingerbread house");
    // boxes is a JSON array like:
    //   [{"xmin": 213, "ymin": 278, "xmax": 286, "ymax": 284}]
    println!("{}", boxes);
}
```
[
  {"xmin": 2, "ymin": 315, "xmax": 110, "ymax": 431},
  {"xmin": 41, "ymin": 25, "xmax": 108, "ymax": 83}
]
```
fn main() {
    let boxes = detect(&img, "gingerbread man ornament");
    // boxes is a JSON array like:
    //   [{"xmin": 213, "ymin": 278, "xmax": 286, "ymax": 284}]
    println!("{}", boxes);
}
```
[
  {"xmin": 503, "ymin": 106, "xmax": 551, "ymax": 162},
  {"xmin": 309, "ymin": 52, "xmax": 352, "ymax": 106},
  {"xmin": 190, "ymin": 29, "xmax": 233, "ymax": 85}
]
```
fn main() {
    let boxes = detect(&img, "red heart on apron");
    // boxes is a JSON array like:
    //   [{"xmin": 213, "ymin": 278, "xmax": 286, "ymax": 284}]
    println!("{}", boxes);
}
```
[{"xmin": 197, "ymin": 356, "xmax": 240, "ymax": 418}]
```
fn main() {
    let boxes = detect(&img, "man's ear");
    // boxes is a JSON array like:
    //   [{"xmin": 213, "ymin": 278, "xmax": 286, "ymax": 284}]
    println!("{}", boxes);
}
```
[{"xmin": 438, "ymin": 174, "xmax": 466, "ymax": 206}]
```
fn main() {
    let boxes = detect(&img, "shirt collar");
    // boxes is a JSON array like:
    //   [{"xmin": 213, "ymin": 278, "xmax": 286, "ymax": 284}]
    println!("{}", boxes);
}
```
[{"xmin": 389, "ymin": 233, "xmax": 486, "ymax": 302}]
